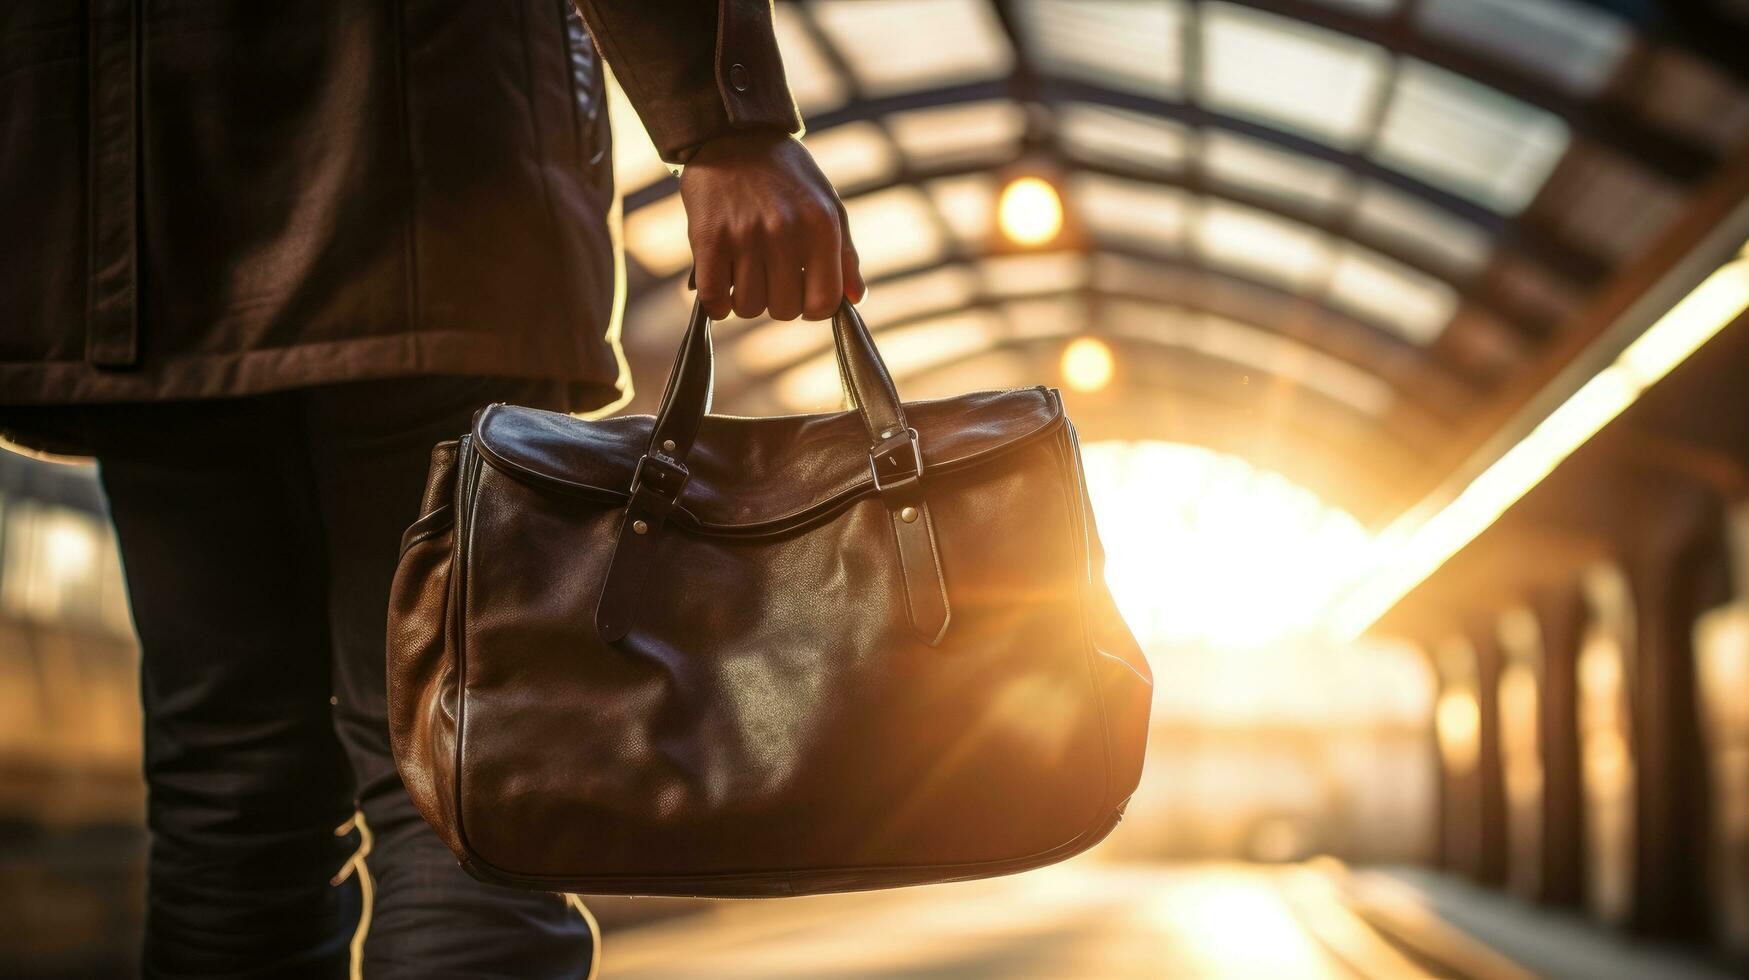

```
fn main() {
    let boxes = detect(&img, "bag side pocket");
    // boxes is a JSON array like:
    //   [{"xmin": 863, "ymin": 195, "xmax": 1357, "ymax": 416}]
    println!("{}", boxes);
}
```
[{"xmin": 388, "ymin": 440, "xmax": 467, "ymax": 857}]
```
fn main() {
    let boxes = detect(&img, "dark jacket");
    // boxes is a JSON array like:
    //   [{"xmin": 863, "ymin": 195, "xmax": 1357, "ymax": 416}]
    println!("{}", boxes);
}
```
[{"xmin": 0, "ymin": 0, "xmax": 798, "ymax": 408}]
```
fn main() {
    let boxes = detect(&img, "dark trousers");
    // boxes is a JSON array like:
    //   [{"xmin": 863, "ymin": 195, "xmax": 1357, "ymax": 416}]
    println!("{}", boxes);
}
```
[{"xmin": 11, "ymin": 377, "xmax": 595, "ymax": 978}]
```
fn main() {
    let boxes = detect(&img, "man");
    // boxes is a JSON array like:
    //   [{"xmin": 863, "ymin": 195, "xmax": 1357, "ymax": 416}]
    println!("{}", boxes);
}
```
[{"xmin": 0, "ymin": 2, "xmax": 860, "ymax": 975}]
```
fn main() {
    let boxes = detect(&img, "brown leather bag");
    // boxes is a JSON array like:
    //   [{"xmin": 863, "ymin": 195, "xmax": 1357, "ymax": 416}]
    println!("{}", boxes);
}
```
[{"xmin": 387, "ymin": 300, "xmax": 1152, "ymax": 897}]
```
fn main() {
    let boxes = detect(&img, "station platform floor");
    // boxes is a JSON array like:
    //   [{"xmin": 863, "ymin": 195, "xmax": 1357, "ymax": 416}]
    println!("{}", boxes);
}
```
[{"xmin": 590, "ymin": 860, "xmax": 1737, "ymax": 979}]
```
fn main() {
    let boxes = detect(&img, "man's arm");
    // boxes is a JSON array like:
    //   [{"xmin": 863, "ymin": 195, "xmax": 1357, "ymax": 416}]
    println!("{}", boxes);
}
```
[{"xmin": 572, "ymin": 0, "xmax": 864, "ymax": 322}]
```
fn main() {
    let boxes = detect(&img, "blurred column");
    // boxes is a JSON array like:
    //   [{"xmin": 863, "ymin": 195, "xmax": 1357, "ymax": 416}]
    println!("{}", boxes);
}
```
[
  {"xmin": 1497, "ymin": 606, "xmax": 1544, "ymax": 901},
  {"xmin": 1623, "ymin": 488, "xmax": 1723, "ymax": 939},
  {"xmin": 1695, "ymin": 502, "xmax": 1749, "ymax": 959},
  {"xmin": 1433, "ymin": 636, "xmax": 1482, "ymax": 878},
  {"xmin": 1469, "ymin": 623, "xmax": 1509, "ymax": 888},
  {"xmin": 1578, "ymin": 563, "xmax": 1637, "ymax": 928},
  {"xmin": 1532, "ymin": 581, "xmax": 1588, "ymax": 907}
]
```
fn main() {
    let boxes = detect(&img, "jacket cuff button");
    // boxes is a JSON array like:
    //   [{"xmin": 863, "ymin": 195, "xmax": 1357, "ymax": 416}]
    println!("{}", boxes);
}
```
[{"xmin": 728, "ymin": 63, "xmax": 750, "ymax": 93}]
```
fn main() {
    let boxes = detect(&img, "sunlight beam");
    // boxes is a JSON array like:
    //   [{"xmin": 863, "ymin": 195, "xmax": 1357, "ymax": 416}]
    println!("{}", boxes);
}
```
[{"xmin": 1332, "ymin": 243, "xmax": 1749, "ymax": 639}]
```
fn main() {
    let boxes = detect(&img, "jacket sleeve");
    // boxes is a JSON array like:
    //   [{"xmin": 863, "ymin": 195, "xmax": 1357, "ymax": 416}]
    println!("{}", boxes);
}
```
[{"xmin": 572, "ymin": 0, "xmax": 803, "ymax": 164}]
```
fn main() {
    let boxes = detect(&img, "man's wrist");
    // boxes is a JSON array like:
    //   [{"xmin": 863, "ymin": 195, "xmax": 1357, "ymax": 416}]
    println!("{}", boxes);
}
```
[{"xmin": 674, "ymin": 126, "xmax": 793, "ymax": 168}]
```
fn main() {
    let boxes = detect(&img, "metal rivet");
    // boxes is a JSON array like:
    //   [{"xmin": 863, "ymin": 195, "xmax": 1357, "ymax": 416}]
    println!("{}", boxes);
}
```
[
  {"xmin": 900, "ymin": 506, "xmax": 919, "ymax": 523},
  {"xmin": 728, "ymin": 63, "xmax": 750, "ymax": 92},
  {"xmin": 661, "ymin": 439, "xmax": 676, "ymax": 453},
  {"xmin": 632, "ymin": 519, "xmax": 649, "ymax": 535},
  {"xmin": 880, "ymin": 429, "xmax": 895, "ymax": 439}
]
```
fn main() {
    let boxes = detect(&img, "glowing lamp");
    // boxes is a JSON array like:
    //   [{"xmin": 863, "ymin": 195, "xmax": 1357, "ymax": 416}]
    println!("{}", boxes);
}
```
[
  {"xmin": 997, "ymin": 176, "xmax": 1063, "ymax": 247},
  {"xmin": 1061, "ymin": 337, "xmax": 1114, "ymax": 392}
]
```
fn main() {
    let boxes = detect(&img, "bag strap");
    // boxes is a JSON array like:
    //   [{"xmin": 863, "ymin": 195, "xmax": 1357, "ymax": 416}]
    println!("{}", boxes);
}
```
[{"xmin": 594, "ymin": 299, "xmax": 951, "ymax": 646}]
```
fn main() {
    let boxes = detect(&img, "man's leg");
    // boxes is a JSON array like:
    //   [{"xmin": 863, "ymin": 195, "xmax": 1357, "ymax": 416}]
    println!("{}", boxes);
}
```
[
  {"xmin": 94, "ymin": 396, "xmax": 362, "ymax": 978},
  {"xmin": 303, "ymin": 376, "xmax": 595, "ymax": 979}
]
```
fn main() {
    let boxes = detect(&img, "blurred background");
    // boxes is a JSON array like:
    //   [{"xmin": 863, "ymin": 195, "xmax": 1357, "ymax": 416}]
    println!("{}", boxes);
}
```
[{"xmin": 6, "ymin": 0, "xmax": 1749, "ymax": 976}]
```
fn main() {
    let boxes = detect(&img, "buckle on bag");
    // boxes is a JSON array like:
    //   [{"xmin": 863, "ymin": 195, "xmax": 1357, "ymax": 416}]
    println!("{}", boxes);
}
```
[
  {"xmin": 869, "ymin": 428, "xmax": 923, "ymax": 493},
  {"xmin": 631, "ymin": 452, "xmax": 689, "ymax": 505}
]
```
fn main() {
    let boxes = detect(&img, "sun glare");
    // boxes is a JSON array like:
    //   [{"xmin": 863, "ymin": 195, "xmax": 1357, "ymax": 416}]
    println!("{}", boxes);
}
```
[
  {"xmin": 1081, "ymin": 441, "xmax": 1376, "ymax": 650},
  {"xmin": 997, "ymin": 176, "xmax": 1064, "ymax": 246},
  {"xmin": 1080, "ymin": 441, "xmax": 1431, "ymax": 729}
]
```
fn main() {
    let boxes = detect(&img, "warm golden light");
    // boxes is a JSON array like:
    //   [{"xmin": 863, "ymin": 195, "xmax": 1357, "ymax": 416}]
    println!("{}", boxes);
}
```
[
  {"xmin": 1060, "ymin": 337, "xmax": 1115, "ymax": 392},
  {"xmin": 1334, "ymin": 246, "xmax": 1749, "ymax": 639},
  {"xmin": 1499, "ymin": 663, "xmax": 1543, "ymax": 804},
  {"xmin": 1081, "ymin": 441, "xmax": 1380, "ymax": 653},
  {"xmin": 997, "ymin": 176, "xmax": 1064, "ymax": 246},
  {"xmin": 1435, "ymin": 690, "xmax": 1481, "ymax": 773},
  {"xmin": 1576, "ymin": 605, "xmax": 1635, "ymax": 925},
  {"xmin": 43, "ymin": 517, "xmax": 98, "ymax": 582}
]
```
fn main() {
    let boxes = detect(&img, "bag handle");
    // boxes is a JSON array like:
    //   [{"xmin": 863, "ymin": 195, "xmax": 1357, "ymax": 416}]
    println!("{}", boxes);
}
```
[
  {"xmin": 647, "ymin": 298, "xmax": 908, "ymax": 462},
  {"xmin": 595, "ymin": 298, "xmax": 949, "ymax": 646}
]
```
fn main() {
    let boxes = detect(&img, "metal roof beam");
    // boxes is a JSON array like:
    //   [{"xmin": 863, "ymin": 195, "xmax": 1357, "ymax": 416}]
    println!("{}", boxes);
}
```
[
  {"xmin": 756, "ymin": 78, "xmax": 1616, "ymax": 288},
  {"xmin": 1566, "ymin": 0, "xmax": 1749, "ymax": 84},
  {"xmin": 708, "ymin": 253, "xmax": 1480, "ymax": 420},
  {"xmin": 1054, "ymin": 155, "xmax": 1556, "ymax": 333},
  {"xmin": 728, "ymin": 284, "xmax": 1464, "ymax": 435},
  {"xmin": 1230, "ymin": 0, "xmax": 1719, "ymax": 184},
  {"xmin": 628, "ymin": 143, "xmax": 1584, "ymax": 340},
  {"xmin": 823, "ymin": 333, "xmax": 1446, "ymax": 461},
  {"xmin": 1038, "ymin": 77, "xmax": 1614, "ymax": 286}
]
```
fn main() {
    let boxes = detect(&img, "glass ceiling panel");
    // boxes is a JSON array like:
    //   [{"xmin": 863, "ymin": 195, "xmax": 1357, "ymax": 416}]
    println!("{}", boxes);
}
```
[
  {"xmin": 772, "ymin": 3, "xmax": 850, "ymax": 114},
  {"xmin": 885, "ymin": 101, "xmax": 1027, "ymax": 169},
  {"xmin": 1058, "ymin": 103, "xmax": 1194, "ymax": 172},
  {"xmin": 926, "ymin": 174, "xmax": 997, "ymax": 250},
  {"xmin": 732, "ymin": 263, "xmax": 986, "ymax": 378},
  {"xmin": 901, "ymin": 350, "xmax": 1034, "ymax": 402},
  {"xmin": 1351, "ymin": 181, "xmax": 1492, "ymax": 277},
  {"xmin": 765, "ymin": 291, "xmax": 1390, "ymax": 418},
  {"xmin": 776, "ymin": 310, "xmax": 1006, "ymax": 410},
  {"xmin": 1194, "ymin": 200, "xmax": 1335, "ymax": 291},
  {"xmin": 1020, "ymin": 0, "xmax": 1186, "ymax": 97},
  {"xmin": 1074, "ymin": 173, "xmax": 1191, "ymax": 253},
  {"xmin": 1373, "ymin": 60, "xmax": 1571, "ymax": 215},
  {"xmin": 856, "ymin": 264, "xmax": 983, "ymax": 330},
  {"xmin": 1545, "ymin": 150, "xmax": 1682, "ymax": 263},
  {"xmin": 800, "ymin": 121, "xmax": 900, "ymax": 191},
  {"xmin": 1002, "ymin": 295, "xmax": 1089, "ymax": 339},
  {"xmin": 1491, "ymin": 255, "xmax": 1580, "ymax": 327},
  {"xmin": 621, "ymin": 194, "xmax": 691, "ymax": 277},
  {"xmin": 807, "ymin": 0, "xmax": 1014, "ymax": 97},
  {"xmin": 1202, "ymin": 131, "xmax": 1355, "ymax": 215},
  {"xmin": 842, "ymin": 186, "xmax": 946, "ymax": 279},
  {"xmin": 1105, "ymin": 302, "xmax": 1394, "ymax": 416},
  {"xmin": 1302, "ymin": 0, "xmax": 1399, "ymax": 14},
  {"xmin": 732, "ymin": 317, "xmax": 830, "ymax": 374},
  {"xmin": 1092, "ymin": 252, "xmax": 1187, "ymax": 302},
  {"xmin": 1200, "ymin": 3, "xmax": 1391, "ymax": 149},
  {"xmin": 1193, "ymin": 313, "xmax": 1394, "ymax": 416},
  {"xmin": 1632, "ymin": 49, "xmax": 1749, "ymax": 154},
  {"xmin": 1326, "ymin": 244, "xmax": 1458, "ymax": 343},
  {"xmin": 1417, "ymin": 0, "xmax": 1631, "ymax": 96},
  {"xmin": 979, "ymin": 253, "xmax": 1090, "ymax": 297}
]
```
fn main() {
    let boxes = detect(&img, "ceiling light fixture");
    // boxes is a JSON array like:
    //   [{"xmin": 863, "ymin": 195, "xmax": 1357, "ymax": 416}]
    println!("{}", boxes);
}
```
[
  {"xmin": 1061, "ymin": 336, "xmax": 1115, "ymax": 392},
  {"xmin": 997, "ymin": 175, "xmax": 1065, "ymax": 247}
]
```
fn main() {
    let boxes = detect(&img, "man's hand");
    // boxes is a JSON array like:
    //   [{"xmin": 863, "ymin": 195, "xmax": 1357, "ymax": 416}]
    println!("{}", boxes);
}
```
[{"xmin": 680, "ymin": 129, "xmax": 866, "ymax": 322}]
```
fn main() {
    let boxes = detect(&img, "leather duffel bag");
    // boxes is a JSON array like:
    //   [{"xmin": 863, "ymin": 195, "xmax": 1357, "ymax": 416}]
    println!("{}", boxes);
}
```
[{"xmin": 387, "ymin": 299, "xmax": 1152, "ymax": 897}]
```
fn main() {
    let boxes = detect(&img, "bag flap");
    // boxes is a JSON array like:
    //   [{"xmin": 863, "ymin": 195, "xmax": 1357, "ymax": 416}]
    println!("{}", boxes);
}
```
[{"xmin": 471, "ymin": 387, "xmax": 1064, "ymax": 532}]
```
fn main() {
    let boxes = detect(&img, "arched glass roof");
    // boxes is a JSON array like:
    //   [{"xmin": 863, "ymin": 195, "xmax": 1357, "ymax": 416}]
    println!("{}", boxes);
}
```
[{"xmin": 608, "ymin": 0, "xmax": 1749, "ymax": 521}]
